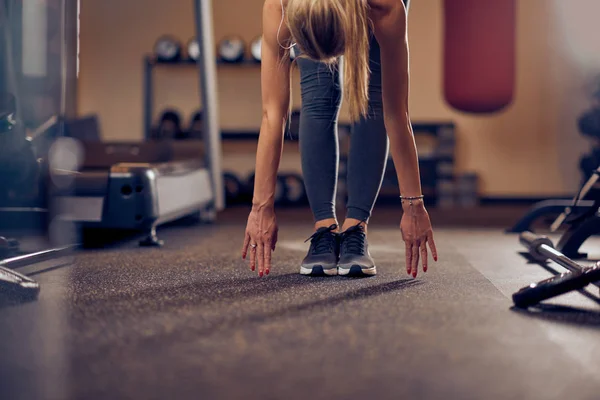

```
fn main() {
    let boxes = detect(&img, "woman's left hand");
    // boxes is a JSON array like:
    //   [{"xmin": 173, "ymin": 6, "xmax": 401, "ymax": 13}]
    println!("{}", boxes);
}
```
[{"xmin": 400, "ymin": 202, "xmax": 438, "ymax": 278}]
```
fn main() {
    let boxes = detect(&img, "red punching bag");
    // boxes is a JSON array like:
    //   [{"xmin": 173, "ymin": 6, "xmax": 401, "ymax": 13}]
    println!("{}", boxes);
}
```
[{"xmin": 444, "ymin": 0, "xmax": 517, "ymax": 114}]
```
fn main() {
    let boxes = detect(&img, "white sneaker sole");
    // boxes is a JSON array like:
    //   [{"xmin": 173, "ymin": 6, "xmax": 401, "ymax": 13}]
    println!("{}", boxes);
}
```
[
  {"xmin": 338, "ymin": 265, "xmax": 377, "ymax": 276},
  {"xmin": 300, "ymin": 265, "xmax": 338, "ymax": 276}
]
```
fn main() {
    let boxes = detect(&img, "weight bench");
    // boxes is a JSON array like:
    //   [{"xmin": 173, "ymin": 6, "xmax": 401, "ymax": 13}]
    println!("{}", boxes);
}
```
[{"xmin": 507, "ymin": 167, "xmax": 600, "ymax": 233}]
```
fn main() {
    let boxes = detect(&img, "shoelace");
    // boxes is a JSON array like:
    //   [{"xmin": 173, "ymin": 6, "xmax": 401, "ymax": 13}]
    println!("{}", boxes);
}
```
[
  {"xmin": 305, "ymin": 224, "xmax": 338, "ymax": 255},
  {"xmin": 341, "ymin": 224, "xmax": 366, "ymax": 256}
]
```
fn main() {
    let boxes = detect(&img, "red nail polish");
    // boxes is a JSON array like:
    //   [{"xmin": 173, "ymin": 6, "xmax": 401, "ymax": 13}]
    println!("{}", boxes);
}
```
[
  {"xmin": 266, "ymin": 270, "xmax": 270, "ymax": 275},
  {"xmin": 259, "ymin": 271, "xmax": 263, "ymax": 277}
]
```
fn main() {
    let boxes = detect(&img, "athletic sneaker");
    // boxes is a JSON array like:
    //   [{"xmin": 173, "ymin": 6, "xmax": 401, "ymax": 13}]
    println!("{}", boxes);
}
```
[
  {"xmin": 300, "ymin": 224, "xmax": 340, "ymax": 276},
  {"xmin": 338, "ymin": 223, "xmax": 377, "ymax": 276}
]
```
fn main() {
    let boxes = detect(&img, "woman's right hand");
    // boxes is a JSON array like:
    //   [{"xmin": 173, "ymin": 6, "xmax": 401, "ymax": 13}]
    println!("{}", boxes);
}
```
[{"xmin": 242, "ymin": 205, "xmax": 278, "ymax": 277}]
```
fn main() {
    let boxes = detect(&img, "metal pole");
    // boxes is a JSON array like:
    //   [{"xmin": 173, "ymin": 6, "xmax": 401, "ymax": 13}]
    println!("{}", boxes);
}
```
[
  {"xmin": 194, "ymin": 0, "xmax": 224, "ymax": 210},
  {"xmin": 0, "ymin": 246, "xmax": 75, "ymax": 269}
]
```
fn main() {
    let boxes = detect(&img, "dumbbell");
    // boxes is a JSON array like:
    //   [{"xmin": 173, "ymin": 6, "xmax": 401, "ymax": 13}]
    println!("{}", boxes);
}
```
[
  {"xmin": 188, "ymin": 110, "xmax": 203, "ymax": 140},
  {"xmin": 250, "ymin": 36, "xmax": 262, "ymax": 63},
  {"xmin": 187, "ymin": 38, "xmax": 200, "ymax": 62},
  {"xmin": 154, "ymin": 36, "xmax": 182, "ymax": 62},
  {"xmin": 520, "ymin": 231, "xmax": 599, "ymax": 283},
  {"xmin": 251, "ymin": 36, "xmax": 299, "ymax": 63},
  {"xmin": 223, "ymin": 172, "xmax": 243, "ymax": 205},
  {"xmin": 512, "ymin": 231, "xmax": 600, "ymax": 308},
  {"xmin": 283, "ymin": 173, "xmax": 306, "ymax": 206},
  {"xmin": 154, "ymin": 109, "xmax": 183, "ymax": 140},
  {"xmin": 218, "ymin": 36, "xmax": 246, "ymax": 63}
]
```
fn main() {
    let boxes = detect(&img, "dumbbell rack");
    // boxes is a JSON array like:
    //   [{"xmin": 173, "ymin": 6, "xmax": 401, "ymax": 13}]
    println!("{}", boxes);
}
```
[{"xmin": 142, "ymin": 57, "xmax": 259, "ymax": 141}]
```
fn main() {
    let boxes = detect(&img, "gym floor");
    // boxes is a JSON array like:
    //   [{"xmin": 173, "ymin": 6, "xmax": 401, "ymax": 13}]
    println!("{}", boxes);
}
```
[{"xmin": 1, "ymin": 206, "xmax": 599, "ymax": 400}]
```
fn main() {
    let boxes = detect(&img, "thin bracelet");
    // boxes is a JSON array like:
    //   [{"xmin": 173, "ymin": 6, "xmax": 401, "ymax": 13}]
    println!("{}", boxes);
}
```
[{"xmin": 399, "ymin": 195, "xmax": 424, "ymax": 206}]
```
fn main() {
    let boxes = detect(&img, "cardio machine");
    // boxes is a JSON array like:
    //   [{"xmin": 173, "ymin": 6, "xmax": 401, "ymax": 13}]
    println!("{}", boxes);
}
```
[
  {"xmin": 56, "ymin": 0, "xmax": 224, "ymax": 247},
  {"xmin": 55, "ymin": 128, "xmax": 215, "ymax": 246},
  {"xmin": 1, "ymin": 0, "xmax": 224, "ymax": 299}
]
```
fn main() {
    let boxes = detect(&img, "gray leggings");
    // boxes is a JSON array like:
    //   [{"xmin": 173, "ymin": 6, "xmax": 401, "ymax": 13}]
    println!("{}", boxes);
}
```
[{"xmin": 296, "ymin": 37, "xmax": 389, "ymax": 223}]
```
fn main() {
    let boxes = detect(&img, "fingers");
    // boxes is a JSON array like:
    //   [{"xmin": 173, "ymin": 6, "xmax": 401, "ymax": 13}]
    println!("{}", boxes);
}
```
[
  {"xmin": 428, "ymin": 231, "xmax": 438, "ymax": 262},
  {"xmin": 247, "ymin": 239, "xmax": 272, "ymax": 277},
  {"xmin": 420, "ymin": 240, "xmax": 428, "ymax": 273},
  {"xmin": 248, "ymin": 242, "xmax": 257, "ymax": 272},
  {"xmin": 257, "ymin": 243, "xmax": 265, "ymax": 277},
  {"xmin": 242, "ymin": 232, "xmax": 250, "ymax": 259},
  {"xmin": 411, "ymin": 242, "xmax": 419, "ymax": 278},
  {"xmin": 245, "ymin": 233, "xmax": 277, "ymax": 277},
  {"xmin": 405, "ymin": 242, "xmax": 412, "ymax": 275},
  {"xmin": 264, "ymin": 243, "xmax": 272, "ymax": 275}
]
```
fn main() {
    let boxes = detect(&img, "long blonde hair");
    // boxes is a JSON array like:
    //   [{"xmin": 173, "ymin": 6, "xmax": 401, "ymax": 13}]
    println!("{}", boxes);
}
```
[{"xmin": 286, "ymin": 0, "xmax": 371, "ymax": 121}]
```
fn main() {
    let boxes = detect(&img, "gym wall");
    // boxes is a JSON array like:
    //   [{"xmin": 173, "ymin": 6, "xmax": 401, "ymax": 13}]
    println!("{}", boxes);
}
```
[{"xmin": 78, "ymin": 0, "xmax": 600, "ymax": 198}]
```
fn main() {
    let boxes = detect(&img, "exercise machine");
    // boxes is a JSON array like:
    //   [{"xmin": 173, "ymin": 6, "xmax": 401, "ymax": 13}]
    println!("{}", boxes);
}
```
[
  {"xmin": 54, "ymin": 0, "xmax": 224, "ymax": 245},
  {"xmin": 0, "ymin": 0, "xmax": 82, "ymax": 301},
  {"xmin": 56, "ymin": 139, "xmax": 214, "ymax": 246},
  {"xmin": 513, "ymin": 231, "xmax": 600, "ymax": 308},
  {"xmin": 507, "ymin": 167, "xmax": 600, "ymax": 234},
  {"xmin": 2, "ymin": 0, "xmax": 224, "ymax": 248},
  {"xmin": 508, "ymin": 166, "xmax": 600, "ymax": 259},
  {"xmin": 509, "ymin": 96, "xmax": 600, "ymax": 234},
  {"xmin": 0, "ymin": 93, "xmax": 79, "ymax": 299}
]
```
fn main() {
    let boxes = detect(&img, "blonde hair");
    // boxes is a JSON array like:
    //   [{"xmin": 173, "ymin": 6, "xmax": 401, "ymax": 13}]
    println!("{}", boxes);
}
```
[{"xmin": 286, "ymin": 0, "xmax": 371, "ymax": 121}]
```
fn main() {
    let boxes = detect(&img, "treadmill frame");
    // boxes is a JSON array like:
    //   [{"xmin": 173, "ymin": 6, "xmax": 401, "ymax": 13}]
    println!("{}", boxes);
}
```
[
  {"xmin": 59, "ymin": 159, "xmax": 214, "ymax": 232},
  {"xmin": 194, "ymin": 0, "xmax": 223, "ymax": 211}
]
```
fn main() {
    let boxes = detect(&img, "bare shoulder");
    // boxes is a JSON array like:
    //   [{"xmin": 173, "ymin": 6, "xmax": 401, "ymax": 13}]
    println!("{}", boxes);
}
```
[
  {"xmin": 264, "ymin": 0, "xmax": 287, "ymax": 15},
  {"xmin": 263, "ymin": 0, "xmax": 291, "ymax": 48},
  {"xmin": 264, "ymin": 0, "xmax": 282, "ymax": 15},
  {"xmin": 369, "ymin": 0, "xmax": 406, "ymax": 37}
]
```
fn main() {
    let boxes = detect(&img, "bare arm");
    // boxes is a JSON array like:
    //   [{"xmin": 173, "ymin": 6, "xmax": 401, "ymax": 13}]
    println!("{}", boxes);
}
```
[
  {"xmin": 373, "ymin": 0, "xmax": 437, "ymax": 276},
  {"xmin": 373, "ymin": 1, "xmax": 422, "ymax": 200},
  {"xmin": 253, "ymin": 0, "xmax": 292, "ymax": 209},
  {"xmin": 241, "ymin": 0, "xmax": 292, "ymax": 275}
]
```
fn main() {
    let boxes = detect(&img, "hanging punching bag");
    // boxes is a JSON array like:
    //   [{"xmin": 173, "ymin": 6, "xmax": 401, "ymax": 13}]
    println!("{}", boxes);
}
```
[{"xmin": 444, "ymin": 0, "xmax": 517, "ymax": 114}]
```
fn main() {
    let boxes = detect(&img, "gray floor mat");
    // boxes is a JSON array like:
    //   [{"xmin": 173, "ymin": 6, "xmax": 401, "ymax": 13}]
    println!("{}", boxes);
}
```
[{"xmin": 0, "ymin": 224, "xmax": 599, "ymax": 400}]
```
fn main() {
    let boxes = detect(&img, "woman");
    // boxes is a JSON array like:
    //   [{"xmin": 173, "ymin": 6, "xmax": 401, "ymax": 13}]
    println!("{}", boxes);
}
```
[{"xmin": 242, "ymin": 0, "xmax": 438, "ymax": 278}]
